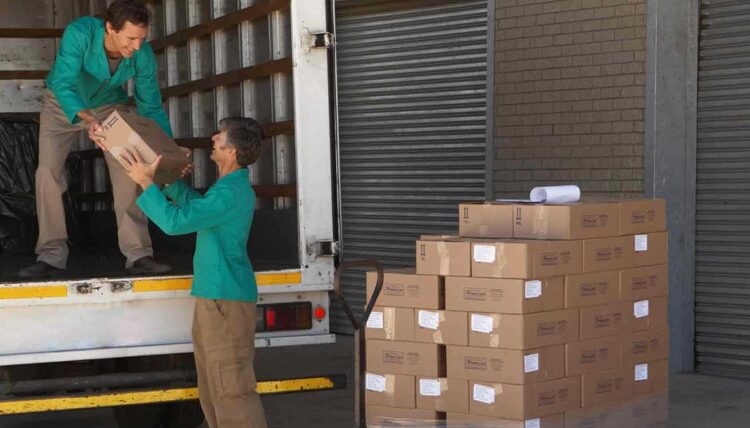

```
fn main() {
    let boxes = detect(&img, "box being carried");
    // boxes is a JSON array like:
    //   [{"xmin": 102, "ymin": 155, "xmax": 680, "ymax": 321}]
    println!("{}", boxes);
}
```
[{"xmin": 101, "ymin": 109, "xmax": 190, "ymax": 185}]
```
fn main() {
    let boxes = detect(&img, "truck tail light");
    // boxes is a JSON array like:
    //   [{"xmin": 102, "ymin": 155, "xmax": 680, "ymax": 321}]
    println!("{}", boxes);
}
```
[
  {"xmin": 313, "ymin": 305, "xmax": 327, "ymax": 321},
  {"xmin": 257, "ymin": 302, "xmax": 312, "ymax": 332}
]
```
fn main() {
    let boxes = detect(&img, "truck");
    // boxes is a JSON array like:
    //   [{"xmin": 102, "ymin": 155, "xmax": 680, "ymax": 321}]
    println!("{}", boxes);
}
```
[{"xmin": 0, "ymin": 0, "xmax": 341, "ymax": 426}]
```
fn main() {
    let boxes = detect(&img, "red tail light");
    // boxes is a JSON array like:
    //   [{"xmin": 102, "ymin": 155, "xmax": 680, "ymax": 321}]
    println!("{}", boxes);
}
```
[
  {"xmin": 313, "ymin": 305, "xmax": 327, "ymax": 321},
  {"xmin": 265, "ymin": 307, "xmax": 277, "ymax": 330},
  {"xmin": 258, "ymin": 302, "xmax": 312, "ymax": 332}
]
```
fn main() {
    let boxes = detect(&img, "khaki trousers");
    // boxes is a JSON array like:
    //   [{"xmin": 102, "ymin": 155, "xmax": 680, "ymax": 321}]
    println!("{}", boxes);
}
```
[
  {"xmin": 35, "ymin": 90, "xmax": 152, "ymax": 268},
  {"xmin": 192, "ymin": 298, "xmax": 267, "ymax": 428}
]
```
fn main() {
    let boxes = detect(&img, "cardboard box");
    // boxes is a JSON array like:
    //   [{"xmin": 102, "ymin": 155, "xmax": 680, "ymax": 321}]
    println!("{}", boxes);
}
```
[
  {"xmin": 565, "ymin": 403, "xmax": 623, "ymax": 428},
  {"xmin": 416, "ymin": 236, "xmax": 471, "ymax": 277},
  {"xmin": 579, "ymin": 302, "xmax": 630, "ymax": 340},
  {"xmin": 364, "ymin": 372, "xmax": 415, "ymax": 409},
  {"xmin": 468, "ymin": 310, "xmax": 579, "ymax": 350},
  {"xmin": 445, "ymin": 276, "xmax": 564, "ymax": 314},
  {"xmin": 581, "ymin": 368, "xmax": 634, "ymax": 408},
  {"xmin": 459, "ymin": 202, "xmax": 514, "ymax": 238},
  {"xmin": 513, "ymin": 202, "xmax": 620, "ymax": 240},
  {"xmin": 620, "ymin": 264, "xmax": 669, "ymax": 301},
  {"xmin": 622, "ymin": 328, "xmax": 670, "ymax": 365},
  {"xmin": 565, "ymin": 402, "xmax": 624, "ymax": 428},
  {"xmin": 416, "ymin": 377, "xmax": 468, "ymax": 413},
  {"xmin": 366, "ymin": 269, "xmax": 444, "ymax": 310},
  {"xmin": 366, "ymin": 405, "xmax": 439, "ymax": 425},
  {"xmin": 630, "ymin": 296, "xmax": 668, "ymax": 332},
  {"xmin": 447, "ymin": 412, "xmax": 566, "ymax": 427},
  {"xmin": 618, "ymin": 199, "xmax": 666, "ymax": 235},
  {"xmin": 631, "ymin": 232, "xmax": 668, "ymax": 267},
  {"xmin": 621, "ymin": 392, "xmax": 670, "ymax": 426},
  {"xmin": 632, "ymin": 359, "xmax": 669, "ymax": 396},
  {"xmin": 566, "ymin": 392, "xmax": 668, "ymax": 428},
  {"xmin": 582, "ymin": 236, "xmax": 633, "ymax": 273},
  {"xmin": 564, "ymin": 271, "xmax": 620, "ymax": 309},
  {"xmin": 471, "ymin": 239, "xmax": 583, "ymax": 279},
  {"xmin": 447, "ymin": 345, "xmax": 564, "ymax": 384},
  {"xmin": 100, "ymin": 110, "xmax": 189, "ymax": 185},
  {"xmin": 366, "ymin": 340, "xmax": 445, "ymax": 377},
  {"xmin": 413, "ymin": 310, "xmax": 468, "ymax": 346},
  {"xmin": 365, "ymin": 307, "xmax": 414, "ymax": 342},
  {"xmin": 469, "ymin": 377, "xmax": 580, "ymax": 420},
  {"xmin": 565, "ymin": 336, "xmax": 621, "ymax": 376}
]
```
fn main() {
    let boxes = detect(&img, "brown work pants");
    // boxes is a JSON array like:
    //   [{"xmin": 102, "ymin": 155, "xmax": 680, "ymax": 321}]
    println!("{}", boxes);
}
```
[
  {"xmin": 192, "ymin": 298, "xmax": 267, "ymax": 428},
  {"xmin": 35, "ymin": 90, "xmax": 152, "ymax": 268}
]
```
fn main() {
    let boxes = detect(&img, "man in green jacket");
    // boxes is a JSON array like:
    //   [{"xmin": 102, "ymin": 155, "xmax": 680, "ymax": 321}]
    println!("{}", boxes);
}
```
[
  {"xmin": 19, "ymin": 0, "xmax": 172, "ymax": 278},
  {"xmin": 118, "ymin": 117, "xmax": 267, "ymax": 428}
]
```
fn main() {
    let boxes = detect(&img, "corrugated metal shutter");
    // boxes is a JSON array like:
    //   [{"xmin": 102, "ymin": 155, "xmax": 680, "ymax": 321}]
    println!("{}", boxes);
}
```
[
  {"xmin": 696, "ymin": 0, "xmax": 750, "ymax": 378},
  {"xmin": 331, "ymin": 0, "xmax": 488, "ymax": 333}
]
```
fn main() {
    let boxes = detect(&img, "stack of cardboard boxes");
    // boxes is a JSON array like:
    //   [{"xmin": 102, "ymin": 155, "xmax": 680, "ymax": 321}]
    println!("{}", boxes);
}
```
[
  {"xmin": 364, "ymin": 269, "xmax": 446, "ymax": 423},
  {"xmin": 364, "ymin": 199, "xmax": 669, "ymax": 427}
]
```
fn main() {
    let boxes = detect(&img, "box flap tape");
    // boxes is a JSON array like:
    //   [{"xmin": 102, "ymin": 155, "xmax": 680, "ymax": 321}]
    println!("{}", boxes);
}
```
[{"xmin": 417, "ymin": 235, "xmax": 471, "ymax": 276}]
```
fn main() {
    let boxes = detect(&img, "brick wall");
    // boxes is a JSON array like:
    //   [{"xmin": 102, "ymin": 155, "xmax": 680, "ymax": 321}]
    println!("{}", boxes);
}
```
[{"xmin": 493, "ymin": 0, "xmax": 646, "ymax": 198}]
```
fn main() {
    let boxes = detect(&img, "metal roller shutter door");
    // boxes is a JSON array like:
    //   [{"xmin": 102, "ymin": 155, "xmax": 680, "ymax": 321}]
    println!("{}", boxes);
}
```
[
  {"xmin": 331, "ymin": 0, "xmax": 488, "ymax": 333},
  {"xmin": 696, "ymin": 0, "xmax": 750, "ymax": 378}
]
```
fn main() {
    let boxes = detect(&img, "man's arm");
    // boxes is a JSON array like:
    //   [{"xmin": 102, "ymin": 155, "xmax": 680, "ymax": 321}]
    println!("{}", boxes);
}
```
[
  {"xmin": 137, "ymin": 183, "xmax": 236, "ymax": 236},
  {"xmin": 133, "ymin": 43, "xmax": 174, "ymax": 137},
  {"xmin": 163, "ymin": 180, "xmax": 202, "ymax": 206},
  {"xmin": 46, "ymin": 23, "xmax": 89, "ymax": 125}
]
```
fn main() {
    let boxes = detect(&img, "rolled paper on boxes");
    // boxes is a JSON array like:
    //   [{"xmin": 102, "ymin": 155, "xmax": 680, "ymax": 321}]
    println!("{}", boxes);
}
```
[{"xmin": 530, "ymin": 185, "xmax": 581, "ymax": 204}]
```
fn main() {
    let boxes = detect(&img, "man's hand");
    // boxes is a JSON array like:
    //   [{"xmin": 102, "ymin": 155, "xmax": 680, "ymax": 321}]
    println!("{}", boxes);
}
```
[
  {"xmin": 178, "ymin": 146, "xmax": 194, "ymax": 179},
  {"xmin": 78, "ymin": 110, "xmax": 107, "ymax": 151},
  {"xmin": 88, "ymin": 121, "xmax": 107, "ymax": 151},
  {"xmin": 118, "ymin": 148, "xmax": 160, "ymax": 190}
]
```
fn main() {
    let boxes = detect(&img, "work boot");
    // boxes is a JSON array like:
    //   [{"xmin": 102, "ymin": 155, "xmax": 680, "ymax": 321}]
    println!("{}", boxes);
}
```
[
  {"xmin": 126, "ymin": 256, "xmax": 172, "ymax": 275},
  {"xmin": 18, "ymin": 261, "xmax": 65, "ymax": 279}
]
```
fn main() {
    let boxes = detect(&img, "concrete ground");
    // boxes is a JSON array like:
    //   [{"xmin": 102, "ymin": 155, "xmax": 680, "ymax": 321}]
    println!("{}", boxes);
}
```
[{"xmin": 0, "ymin": 335, "xmax": 748, "ymax": 427}]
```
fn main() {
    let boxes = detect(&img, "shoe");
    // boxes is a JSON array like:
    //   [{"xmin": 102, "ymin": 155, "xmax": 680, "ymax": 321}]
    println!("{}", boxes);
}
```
[
  {"xmin": 18, "ymin": 261, "xmax": 65, "ymax": 279},
  {"xmin": 126, "ymin": 256, "xmax": 172, "ymax": 275}
]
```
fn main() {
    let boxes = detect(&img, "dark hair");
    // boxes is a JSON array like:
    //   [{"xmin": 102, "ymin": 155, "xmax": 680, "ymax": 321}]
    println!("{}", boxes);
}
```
[
  {"xmin": 219, "ymin": 117, "xmax": 264, "ymax": 167},
  {"xmin": 105, "ymin": 0, "xmax": 151, "ymax": 31}
]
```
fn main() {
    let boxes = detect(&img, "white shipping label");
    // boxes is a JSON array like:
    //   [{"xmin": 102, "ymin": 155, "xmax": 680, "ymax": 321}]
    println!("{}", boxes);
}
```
[
  {"xmin": 524, "ymin": 280, "xmax": 542, "ymax": 299},
  {"xmin": 366, "ymin": 311, "xmax": 384, "ymax": 329},
  {"xmin": 365, "ymin": 373, "xmax": 386, "ymax": 392},
  {"xmin": 418, "ymin": 310, "xmax": 440, "ymax": 330},
  {"xmin": 524, "ymin": 353, "xmax": 540, "ymax": 373},
  {"xmin": 634, "ymin": 300, "xmax": 650, "ymax": 318},
  {"xmin": 525, "ymin": 419, "xmax": 541, "ymax": 428},
  {"xmin": 635, "ymin": 234, "xmax": 648, "ymax": 252},
  {"xmin": 471, "ymin": 314, "xmax": 494, "ymax": 334},
  {"xmin": 473, "ymin": 245, "xmax": 496, "ymax": 263},
  {"xmin": 419, "ymin": 379, "xmax": 441, "ymax": 397},
  {"xmin": 472, "ymin": 384, "xmax": 496, "ymax": 405},
  {"xmin": 635, "ymin": 363, "xmax": 649, "ymax": 382}
]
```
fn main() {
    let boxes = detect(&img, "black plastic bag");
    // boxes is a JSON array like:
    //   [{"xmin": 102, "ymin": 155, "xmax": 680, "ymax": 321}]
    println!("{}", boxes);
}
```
[{"xmin": 0, "ymin": 118, "xmax": 38, "ymax": 251}]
